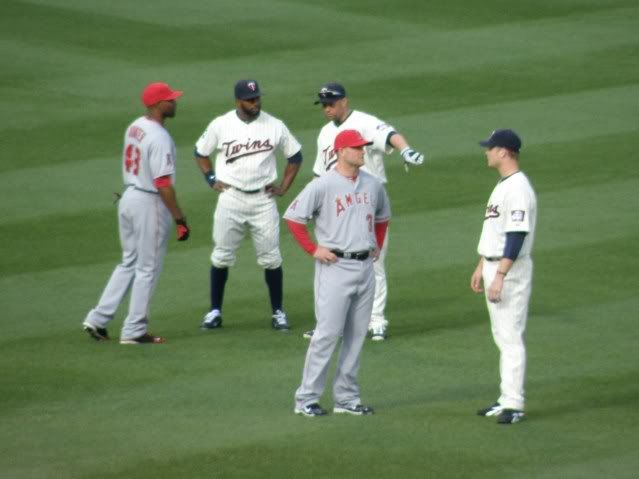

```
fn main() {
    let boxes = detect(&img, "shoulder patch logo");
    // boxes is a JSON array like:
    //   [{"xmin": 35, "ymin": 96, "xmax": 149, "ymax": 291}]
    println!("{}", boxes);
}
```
[{"xmin": 511, "ymin": 210, "xmax": 525, "ymax": 222}]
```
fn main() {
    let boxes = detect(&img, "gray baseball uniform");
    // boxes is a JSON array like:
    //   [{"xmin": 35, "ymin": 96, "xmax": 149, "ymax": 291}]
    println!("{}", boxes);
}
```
[
  {"xmin": 285, "ymin": 169, "xmax": 391, "ymax": 409},
  {"xmin": 83, "ymin": 116, "xmax": 176, "ymax": 340}
]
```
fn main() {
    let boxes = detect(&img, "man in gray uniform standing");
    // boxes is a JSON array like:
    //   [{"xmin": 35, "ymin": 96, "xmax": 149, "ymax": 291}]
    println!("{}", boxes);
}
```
[{"xmin": 284, "ymin": 129, "xmax": 391, "ymax": 416}]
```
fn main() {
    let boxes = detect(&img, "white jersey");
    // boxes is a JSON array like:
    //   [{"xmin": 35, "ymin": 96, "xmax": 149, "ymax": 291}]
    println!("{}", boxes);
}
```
[
  {"xmin": 195, "ymin": 110, "xmax": 301, "ymax": 191},
  {"xmin": 122, "ymin": 116, "xmax": 176, "ymax": 192},
  {"xmin": 313, "ymin": 110, "xmax": 395, "ymax": 183},
  {"xmin": 477, "ymin": 171, "xmax": 537, "ymax": 258}
]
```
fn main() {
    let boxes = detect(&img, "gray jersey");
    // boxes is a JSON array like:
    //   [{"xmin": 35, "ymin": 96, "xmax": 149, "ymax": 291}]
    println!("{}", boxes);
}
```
[{"xmin": 284, "ymin": 169, "xmax": 391, "ymax": 251}]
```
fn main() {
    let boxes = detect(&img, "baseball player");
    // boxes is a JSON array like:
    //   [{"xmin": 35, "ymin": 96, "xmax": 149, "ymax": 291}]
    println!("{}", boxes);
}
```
[
  {"xmin": 82, "ymin": 82, "xmax": 190, "ymax": 344},
  {"xmin": 285, "ymin": 129, "xmax": 391, "ymax": 416},
  {"xmin": 194, "ymin": 80, "xmax": 302, "ymax": 331},
  {"xmin": 470, "ymin": 129, "xmax": 537, "ymax": 424},
  {"xmin": 304, "ymin": 82, "xmax": 424, "ymax": 341}
]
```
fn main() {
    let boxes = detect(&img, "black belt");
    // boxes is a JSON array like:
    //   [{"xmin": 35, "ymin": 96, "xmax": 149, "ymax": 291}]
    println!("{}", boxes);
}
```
[
  {"xmin": 125, "ymin": 184, "xmax": 159, "ymax": 195},
  {"xmin": 331, "ymin": 250, "xmax": 370, "ymax": 260},
  {"xmin": 484, "ymin": 256, "xmax": 502, "ymax": 262},
  {"xmin": 232, "ymin": 186, "xmax": 262, "ymax": 194}
]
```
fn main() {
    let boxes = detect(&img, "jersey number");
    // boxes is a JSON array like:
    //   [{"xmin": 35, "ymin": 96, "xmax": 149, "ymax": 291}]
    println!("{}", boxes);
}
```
[
  {"xmin": 367, "ymin": 214, "xmax": 373, "ymax": 232},
  {"xmin": 124, "ymin": 144, "xmax": 141, "ymax": 175}
]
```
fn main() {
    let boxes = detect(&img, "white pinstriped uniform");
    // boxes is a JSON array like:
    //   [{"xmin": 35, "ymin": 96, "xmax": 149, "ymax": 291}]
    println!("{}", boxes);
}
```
[
  {"xmin": 312, "ymin": 110, "xmax": 395, "ymax": 328},
  {"xmin": 84, "ymin": 116, "xmax": 176, "ymax": 339},
  {"xmin": 195, "ymin": 110, "xmax": 301, "ymax": 268},
  {"xmin": 478, "ymin": 171, "xmax": 537, "ymax": 411}
]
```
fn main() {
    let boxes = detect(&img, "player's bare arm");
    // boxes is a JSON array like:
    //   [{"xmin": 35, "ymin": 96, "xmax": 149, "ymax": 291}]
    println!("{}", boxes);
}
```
[
  {"xmin": 267, "ymin": 160, "xmax": 301, "ymax": 197},
  {"xmin": 194, "ymin": 154, "xmax": 229, "ymax": 192},
  {"xmin": 470, "ymin": 257, "xmax": 484, "ymax": 293},
  {"xmin": 157, "ymin": 184, "xmax": 190, "ymax": 241}
]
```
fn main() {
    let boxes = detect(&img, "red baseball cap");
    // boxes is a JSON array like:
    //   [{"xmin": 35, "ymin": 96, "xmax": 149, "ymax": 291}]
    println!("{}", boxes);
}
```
[
  {"xmin": 334, "ymin": 129, "xmax": 372, "ymax": 151},
  {"xmin": 141, "ymin": 82, "xmax": 183, "ymax": 107}
]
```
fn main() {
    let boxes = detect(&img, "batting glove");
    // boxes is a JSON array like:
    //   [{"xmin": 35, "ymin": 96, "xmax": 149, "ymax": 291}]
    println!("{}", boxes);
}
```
[
  {"xmin": 176, "ymin": 218, "xmax": 190, "ymax": 241},
  {"xmin": 400, "ymin": 147, "xmax": 425, "ymax": 165}
]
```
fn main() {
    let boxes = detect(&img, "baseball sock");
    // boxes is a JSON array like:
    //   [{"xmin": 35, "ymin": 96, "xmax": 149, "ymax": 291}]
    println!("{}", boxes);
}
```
[
  {"xmin": 264, "ymin": 267, "xmax": 283, "ymax": 313},
  {"xmin": 210, "ymin": 266, "xmax": 229, "ymax": 311}
]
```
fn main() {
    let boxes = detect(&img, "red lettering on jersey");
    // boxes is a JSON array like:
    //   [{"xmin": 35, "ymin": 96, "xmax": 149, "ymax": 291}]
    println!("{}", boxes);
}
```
[
  {"xmin": 345, "ymin": 194, "xmax": 353, "ymax": 206},
  {"xmin": 128, "ymin": 126, "xmax": 146, "ymax": 142},
  {"xmin": 290, "ymin": 200, "xmax": 298, "ymax": 211},
  {"xmin": 363, "ymin": 192, "xmax": 369, "ymax": 204},
  {"xmin": 336, "ymin": 197, "xmax": 345, "ymax": 216},
  {"xmin": 355, "ymin": 193, "xmax": 362, "ymax": 204}
]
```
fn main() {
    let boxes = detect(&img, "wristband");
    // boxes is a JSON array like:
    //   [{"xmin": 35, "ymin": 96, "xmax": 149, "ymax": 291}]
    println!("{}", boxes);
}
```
[{"xmin": 204, "ymin": 171, "xmax": 216, "ymax": 186}]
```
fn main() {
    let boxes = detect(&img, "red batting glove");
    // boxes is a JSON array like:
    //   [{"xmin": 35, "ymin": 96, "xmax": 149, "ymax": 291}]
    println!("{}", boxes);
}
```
[{"xmin": 176, "ymin": 218, "xmax": 190, "ymax": 241}]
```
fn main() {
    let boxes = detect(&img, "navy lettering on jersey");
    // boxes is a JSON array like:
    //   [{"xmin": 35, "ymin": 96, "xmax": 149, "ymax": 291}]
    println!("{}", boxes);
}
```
[{"xmin": 223, "ymin": 138, "xmax": 274, "ymax": 163}]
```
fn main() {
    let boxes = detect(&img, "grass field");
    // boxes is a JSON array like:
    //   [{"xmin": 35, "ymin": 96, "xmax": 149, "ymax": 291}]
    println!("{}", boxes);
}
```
[{"xmin": 2, "ymin": 0, "xmax": 639, "ymax": 477}]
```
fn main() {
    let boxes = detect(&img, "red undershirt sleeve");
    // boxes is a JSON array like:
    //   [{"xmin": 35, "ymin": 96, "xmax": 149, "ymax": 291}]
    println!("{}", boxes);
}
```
[
  {"xmin": 375, "ymin": 220, "xmax": 389, "ymax": 249},
  {"xmin": 285, "ymin": 219, "xmax": 317, "ymax": 256},
  {"xmin": 153, "ymin": 175, "xmax": 172, "ymax": 188}
]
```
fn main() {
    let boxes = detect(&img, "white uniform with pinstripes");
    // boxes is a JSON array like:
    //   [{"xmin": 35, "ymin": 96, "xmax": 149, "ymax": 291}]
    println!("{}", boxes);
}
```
[
  {"xmin": 478, "ymin": 171, "xmax": 537, "ymax": 411},
  {"xmin": 195, "ymin": 110, "xmax": 301, "ymax": 269},
  {"xmin": 84, "ymin": 116, "xmax": 176, "ymax": 340},
  {"xmin": 313, "ymin": 110, "xmax": 395, "ymax": 329}
]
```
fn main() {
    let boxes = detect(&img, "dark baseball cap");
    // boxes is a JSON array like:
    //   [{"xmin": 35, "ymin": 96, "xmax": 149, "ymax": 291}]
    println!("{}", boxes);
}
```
[
  {"xmin": 479, "ymin": 129, "xmax": 522, "ymax": 153},
  {"xmin": 314, "ymin": 82, "xmax": 347, "ymax": 105},
  {"xmin": 235, "ymin": 79, "xmax": 261, "ymax": 100}
]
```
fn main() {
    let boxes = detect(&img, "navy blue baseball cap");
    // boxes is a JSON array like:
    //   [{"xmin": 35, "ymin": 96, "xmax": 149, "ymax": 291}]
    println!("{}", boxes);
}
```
[
  {"xmin": 235, "ymin": 79, "xmax": 261, "ymax": 100},
  {"xmin": 314, "ymin": 82, "xmax": 347, "ymax": 105},
  {"xmin": 479, "ymin": 129, "xmax": 522, "ymax": 153}
]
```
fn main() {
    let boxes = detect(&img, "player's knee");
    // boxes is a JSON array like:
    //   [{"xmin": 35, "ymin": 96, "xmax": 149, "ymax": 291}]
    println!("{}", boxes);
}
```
[
  {"xmin": 257, "ymin": 251, "xmax": 282, "ymax": 269},
  {"xmin": 211, "ymin": 249, "xmax": 236, "ymax": 268}
]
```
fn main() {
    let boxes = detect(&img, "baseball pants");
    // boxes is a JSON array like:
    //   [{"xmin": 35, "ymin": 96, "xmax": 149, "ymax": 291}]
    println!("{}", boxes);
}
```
[
  {"xmin": 211, "ymin": 188, "xmax": 282, "ymax": 269},
  {"xmin": 370, "ymin": 228, "xmax": 389, "ymax": 328},
  {"xmin": 295, "ymin": 257, "xmax": 375, "ymax": 409},
  {"xmin": 84, "ymin": 188, "xmax": 171, "ymax": 339},
  {"xmin": 482, "ymin": 256, "xmax": 533, "ymax": 411}
]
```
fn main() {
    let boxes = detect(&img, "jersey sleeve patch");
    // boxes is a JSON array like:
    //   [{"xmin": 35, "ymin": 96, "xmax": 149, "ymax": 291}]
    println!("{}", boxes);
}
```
[{"xmin": 511, "ymin": 210, "xmax": 525, "ymax": 222}]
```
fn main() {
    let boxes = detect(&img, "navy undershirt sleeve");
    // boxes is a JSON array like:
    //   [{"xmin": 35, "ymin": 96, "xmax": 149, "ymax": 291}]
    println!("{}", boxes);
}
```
[
  {"xmin": 503, "ymin": 231, "xmax": 527, "ymax": 260},
  {"xmin": 386, "ymin": 131, "xmax": 398, "ymax": 146},
  {"xmin": 287, "ymin": 151, "xmax": 303, "ymax": 164}
]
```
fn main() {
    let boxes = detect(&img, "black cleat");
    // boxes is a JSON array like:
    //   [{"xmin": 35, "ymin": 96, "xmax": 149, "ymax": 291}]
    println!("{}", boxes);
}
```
[
  {"xmin": 333, "ymin": 404, "xmax": 375, "ymax": 416},
  {"xmin": 294, "ymin": 403, "xmax": 327, "ymax": 417},
  {"xmin": 497, "ymin": 409, "xmax": 525, "ymax": 424},
  {"xmin": 120, "ymin": 333, "xmax": 165, "ymax": 344},
  {"xmin": 477, "ymin": 402, "xmax": 504, "ymax": 417},
  {"xmin": 83, "ymin": 322, "xmax": 109, "ymax": 341},
  {"xmin": 201, "ymin": 309, "xmax": 223, "ymax": 329}
]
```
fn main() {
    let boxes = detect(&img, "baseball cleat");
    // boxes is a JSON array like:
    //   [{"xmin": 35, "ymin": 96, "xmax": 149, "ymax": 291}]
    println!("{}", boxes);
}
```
[
  {"xmin": 302, "ymin": 329, "xmax": 315, "ymax": 339},
  {"xmin": 497, "ymin": 409, "xmax": 525, "ymax": 424},
  {"xmin": 271, "ymin": 309, "xmax": 290, "ymax": 331},
  {"xmin": 201, "ymin": 309, "xmax": 223, "ymax": 329},
  {"xmin": 294, "ymin": 403, "xmax": 327, "ymax": 417},
  {"xmin": 477, "ymin": 402, "xmax": 505, "ymax": 417},
  {"xmin": 369, "ymin": 324, "xmax": 386, "ymax": 341},
  {"xmin": 119, "ymin": 333, "xmax": 165, "ymax": 344},
  {"xmin": 83, "ymin": 321, "xmax": 110, "ymax": 341},
  {"xmin": 334, "ymin": 404, "xmax": 375, "ymax": 416}
]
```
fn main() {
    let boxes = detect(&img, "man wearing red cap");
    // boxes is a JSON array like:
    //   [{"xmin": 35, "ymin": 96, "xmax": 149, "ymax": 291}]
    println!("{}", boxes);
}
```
[
  {"xmin": 285, "ymin": 129, "xmax": 391, "ymax": 416},
  {"xmin": 82, "ymin": 82, "xmax": 190, "ymax": 344},
  {"xmin": 307, "ymin": 82, "xmax": 426, "ymax": 341}
]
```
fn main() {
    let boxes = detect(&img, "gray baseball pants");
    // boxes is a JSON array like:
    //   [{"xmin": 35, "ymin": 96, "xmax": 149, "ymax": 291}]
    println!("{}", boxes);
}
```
[
  {"xmin": 295, "ymin": 256, "xmax": 375, "ymax": 409},
  {"xmin": 84, "ymin": 188, "xmax": 171, "ymax": 340}
]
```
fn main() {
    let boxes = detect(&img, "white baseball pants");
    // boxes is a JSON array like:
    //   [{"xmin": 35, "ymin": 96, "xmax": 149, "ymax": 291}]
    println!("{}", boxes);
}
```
[{"xmin": 482, "ymin": 256, "xmax": 533, "ymax": 411}]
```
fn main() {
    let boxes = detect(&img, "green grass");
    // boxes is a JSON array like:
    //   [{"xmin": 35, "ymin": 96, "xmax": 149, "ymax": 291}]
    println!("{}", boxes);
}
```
[{"xmin": 1, "ymin": 0, "xmax": 639, "ymax": 478}]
